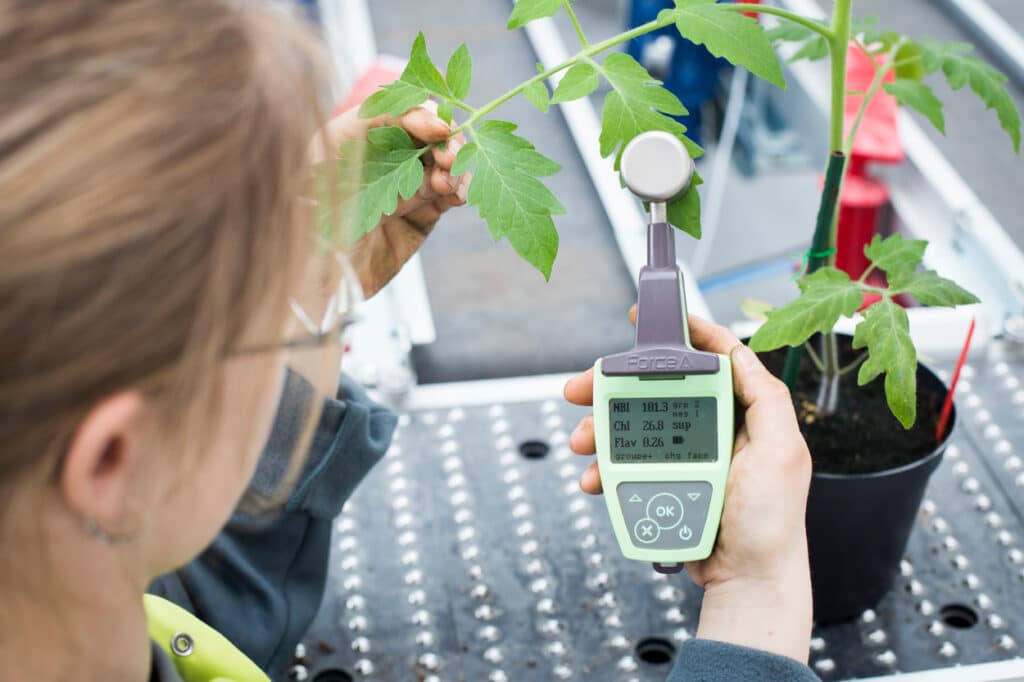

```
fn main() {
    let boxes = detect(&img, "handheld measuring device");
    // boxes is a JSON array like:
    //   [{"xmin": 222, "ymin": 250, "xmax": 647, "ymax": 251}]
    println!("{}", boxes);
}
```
[{"xmin": 593, "ymin": 132, "xmax": 734, "ymax": 574}]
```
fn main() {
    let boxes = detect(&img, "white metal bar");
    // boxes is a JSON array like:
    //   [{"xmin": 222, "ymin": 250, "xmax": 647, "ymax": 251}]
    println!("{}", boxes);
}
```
[
  {"xmin": 519, "ymin": 13, "xmax": 714, "ymax": 320},
  {"xmin": 400, "ymin": 373, "xmax": 577, "ymax": 410}
]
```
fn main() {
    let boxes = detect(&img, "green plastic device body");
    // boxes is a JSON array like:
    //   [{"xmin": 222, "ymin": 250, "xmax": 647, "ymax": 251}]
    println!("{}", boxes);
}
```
[{"xmin": 593, "ymin": 358, "xmax": 733, "ymax": 563}]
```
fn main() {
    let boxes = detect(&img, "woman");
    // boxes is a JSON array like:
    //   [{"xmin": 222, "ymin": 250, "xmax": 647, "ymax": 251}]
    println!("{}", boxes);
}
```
[{"xmin": 0, "ymin": 1, "xmax": 817, "ymax": 680}]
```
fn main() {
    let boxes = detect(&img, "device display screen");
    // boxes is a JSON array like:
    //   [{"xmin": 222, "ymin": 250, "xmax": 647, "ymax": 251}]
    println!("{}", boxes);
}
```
[{"xmin": 608, "ymin": 397, "xmax": 718, "ymax": 463}]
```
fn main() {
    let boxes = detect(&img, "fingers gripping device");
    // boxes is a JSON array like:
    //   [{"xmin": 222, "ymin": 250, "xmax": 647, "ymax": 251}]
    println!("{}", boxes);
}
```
[{"xmin": 592, "ymin": 132, "xmax": 734, "ymax": 574}]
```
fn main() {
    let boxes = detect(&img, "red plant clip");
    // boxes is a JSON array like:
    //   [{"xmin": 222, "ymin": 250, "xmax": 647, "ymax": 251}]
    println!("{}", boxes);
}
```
[{"xmin": 936, "ymin": 317, "xmax": 975, "ymax": 443}]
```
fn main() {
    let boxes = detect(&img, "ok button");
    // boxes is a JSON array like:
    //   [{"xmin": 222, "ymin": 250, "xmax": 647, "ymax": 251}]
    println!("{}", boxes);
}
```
[{"xmin": 646, "ymin": 493, "xmax": 684, "ymax": 530}]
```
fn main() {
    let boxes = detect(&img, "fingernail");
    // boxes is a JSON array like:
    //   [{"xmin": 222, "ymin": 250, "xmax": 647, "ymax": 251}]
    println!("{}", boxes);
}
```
[
  {"xmin": 731, "ymin": 343, "xmax": 762, "ymax": 371},
  {"xmin": 456, "ymin": 179, "xmax": 468, "ymax": 203},
  {"xmin": 447, "ymin": 139, "xmax": 462, "ymax": 156}
]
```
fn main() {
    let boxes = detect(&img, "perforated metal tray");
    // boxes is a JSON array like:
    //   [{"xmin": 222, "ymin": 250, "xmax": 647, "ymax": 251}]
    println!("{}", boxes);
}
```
[{"xmin": 284, "ymin": 344, "xmax": 1024, "ymax": 682}]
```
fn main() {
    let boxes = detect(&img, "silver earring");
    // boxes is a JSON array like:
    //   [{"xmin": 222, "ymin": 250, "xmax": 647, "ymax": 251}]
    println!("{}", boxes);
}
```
[{"xmin": 83, "ymin": 517, "xmax": 137, "ymax": 545}]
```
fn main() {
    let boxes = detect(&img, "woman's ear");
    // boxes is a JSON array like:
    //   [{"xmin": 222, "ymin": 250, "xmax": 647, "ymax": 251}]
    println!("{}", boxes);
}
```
[{"xmin": 59, "ymin": 392, "xmax": 144, "ymax": 535}]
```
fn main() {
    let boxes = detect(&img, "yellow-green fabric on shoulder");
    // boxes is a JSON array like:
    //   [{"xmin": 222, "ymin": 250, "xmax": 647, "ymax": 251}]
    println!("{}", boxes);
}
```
[{"xmin": 145, "ymin": 594, "xmax": 270, "ymax": 682}]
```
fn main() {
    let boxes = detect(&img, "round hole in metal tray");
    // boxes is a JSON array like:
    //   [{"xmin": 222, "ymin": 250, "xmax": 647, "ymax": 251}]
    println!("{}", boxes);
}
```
[
  {"xmin": 519, "ymin": 440, "xmax": 551, "ymax": 460},
  {"xmin": 312, "ymin": 670, "xmax": 354, "ymax": 682},
  {"xmin": 940, "ymin": 603, "xmax": 979, "ymax": 629},
  {"xmin": 635, "ymin": 636, "xmax": 676, "ymax": 665}
]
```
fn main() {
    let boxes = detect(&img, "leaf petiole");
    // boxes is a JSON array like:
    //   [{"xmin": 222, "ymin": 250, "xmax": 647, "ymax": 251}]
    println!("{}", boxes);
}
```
[
  {"xmin": 838, "ymin": 351, "xmax": 869, "ymax": 377},
  {"xmin": 717, "ymin": 3, "xmax": 835, "ymax": 42},
  {"xmin": 563, "ymin": 0, "xmax": 590, "ymax": 48},
  {"xmin": 804, "ymin": 341, "xmax": 826, "ymax": 372},
  {"xmin": 453, "ymin": 12, "xmax": 679, "ymax": 134}
]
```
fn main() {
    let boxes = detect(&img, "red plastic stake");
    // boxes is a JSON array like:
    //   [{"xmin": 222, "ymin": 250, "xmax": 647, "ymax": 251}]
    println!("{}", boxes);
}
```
[{"xmin": 936, "ymin": 318, "xmax": 976, "ymax": 443}]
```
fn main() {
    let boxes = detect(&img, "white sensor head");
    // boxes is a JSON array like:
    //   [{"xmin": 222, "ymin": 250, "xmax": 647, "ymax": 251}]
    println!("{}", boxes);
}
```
[{"xmin": 620, "ymin": 131, "xmax": 695, "ymax": 204}]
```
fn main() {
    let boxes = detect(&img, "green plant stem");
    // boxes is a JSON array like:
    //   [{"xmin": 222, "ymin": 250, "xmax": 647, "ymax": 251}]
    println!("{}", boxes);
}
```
[
  {"xmin": 782, "ymin": 150, "xmax": 847, "ymax": 391},
  {"xmin": 838, "ymin": 350, "xmax": 869, "ymax": 377},
  {"xmin": 828, "ymin": 0, "xmax": 853, "ymax": 154},
  {"xmin": 452, "ymin": 100, "xmax": 477, "ymax": 115},
  {"xmin": 718, "ymin": 3, "xmax": 834, "ymax": 41},
  {"xmin": 844, "ymin": 45, "xmax": 903, "ymax": 153},
  {"xmin": 563, "ymin": 0, "xmax": 589, "ymax": 48},
  {"xmin": 453, "ymin": 13, "xmax": 678, "ymax": 133},
  {"xmin": 857, "ymin": 263, "xmax": 877, "ymax": 284},
  {"xmin": 804, "ymin": 341, "xmax": 825, "ymax": 373},
  {"xmin": 454, "ymin": 2, "xmax": 842, "ymax": 136}
]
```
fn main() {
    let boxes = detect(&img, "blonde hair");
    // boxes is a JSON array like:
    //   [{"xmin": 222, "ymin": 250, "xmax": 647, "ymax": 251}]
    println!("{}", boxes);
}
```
[{"xmin": 0, "ymin": 1, "xmax": 332, "ymax": 500}]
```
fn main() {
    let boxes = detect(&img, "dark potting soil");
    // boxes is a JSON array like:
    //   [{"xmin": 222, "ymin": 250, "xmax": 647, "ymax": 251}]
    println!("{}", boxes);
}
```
[{"xmin": 758, "ymin": 336, "xmax": 946, "ymax": 475}]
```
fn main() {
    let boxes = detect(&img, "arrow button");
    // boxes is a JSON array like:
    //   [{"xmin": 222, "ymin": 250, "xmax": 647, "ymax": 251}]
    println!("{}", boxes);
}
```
[
  {"xmin": 629, "ymin": 494, "xmax": 643, "ymax": 503},
  {"xmin": 687, "ymin": 492, "xmax": 702, "ymax": 502}
]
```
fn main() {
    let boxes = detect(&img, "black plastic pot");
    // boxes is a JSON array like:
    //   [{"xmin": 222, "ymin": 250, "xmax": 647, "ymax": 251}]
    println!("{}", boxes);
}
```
[{"xmin": 806, "ymin": 362, "xmax": 954, "ymax": 624}]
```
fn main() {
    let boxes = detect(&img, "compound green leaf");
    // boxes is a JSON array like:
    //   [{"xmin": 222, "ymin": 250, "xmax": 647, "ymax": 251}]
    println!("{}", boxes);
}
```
[
  {"xmin": 322, "ymin": 126, "xmax": 425, "ymax": 244},
  {"xmin": 921, "ymin": 39, "xmax": 1021, "ymax": 152},
  {"xmin": 864, "ymin": 233, "xmax": 927, "ymax": 279},
  {"xmin": 446, "ymin": 43, "xmax": 473, "ymax": 100},
  {"xmin": 452, "ymin": 120, "xmax": 565, "ymax": 279},
  {"xmin": 884, "ymin": 79, "xmax": 945, "ymax": 133},
  {"xmin": 551, "ymin": 62, "xmax": 599, "ymax": 104},
  {"xmin": 853, "ymin": 299, "xmax": 918, "ymax": 428},
  {"xmin": 597, "ymin": 53, "xmax": 691, "ymax": 166},
  {"xmin": 359, "ymin": 79, "xmax": 429, "ymax": 119},
  {"xmin": 507, "ymin": 0, "xmax": 563, "ymax": 29},
  {"xmin": 788, "ymin": 35, "xmax": 829, "ymax": 63},
  {"xmin": 405, "ymin": 32, "xmax": 451, "ymax": 98},
  {"xmin": 892, "ymin": 270, "xmax": 979, "ymax": 307},
  {"xmin": 894, "ymin": 41, "xmax": 926, "ymax": 81},
  {"xmin": 665, "ymin": 171, "xmax": 704, "ymax": 239},
  {"xmin": 749, "ymin": 267, "xmax": 863, "ymax": 351},
  {"xmin": 524, "ymin": 80, "xmax": 551, "ymax": 113},
  {"xmin": 359, "ymin": 33, "xmax": 450, "ymax": 118},
  {"xmin": 674, "ymin": 0, "xmax": 786, "ymax": 88}
]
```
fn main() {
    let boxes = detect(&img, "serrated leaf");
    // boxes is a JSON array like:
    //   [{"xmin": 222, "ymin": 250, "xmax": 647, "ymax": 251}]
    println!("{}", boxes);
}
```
[
  {"xmin": 666, "ymin": 171, "xmax": 704, "ymax": 238},
  {"xmin": 551, "ymin": 62, "xmax": 599, "ymax": 104},
  {"xmin": 921, "ymin": 40, "xmax": 1021, "ymax": 152},
  {"xmin": 405, "ymin": 32, "xmax": 450, "ymax": 98},
  {"xmin": 507, "ymin": 0, "xmax": 563, "ymax": 29},
  {"xmin": 749, "ymin": 268, "xmax": 863, "ymax": 351},
  {"xmin": 359, "ymin": 79, "xmax": 429, "ymax": 119},
  {"xmin": 864, "ymin": 233, "xmax": 927, "ymax": 279},
  {"xmin": 452, "ymin": 120, "xmax": 565, "ymax": 279},
  {"xmin": 766, "ymin": 22, "xmax": 814, "ymax": 43},
  {"xmin": 891, "ymin": 270, "xmax": 980, "ymax": 307},
  {"xmin": 853, "ymin": 299, "xmax": 917, "ymax": 428},
  {"xmin": 894, "ymin": 42, "xmax": 925, "ymax": 81},
  {"xmin": 596, "ymin": 53, "xmax": 695, "ymax": 168},
  {"xmin": 524, "ymin": 80, "xmax": 551, "ymax": 113},
  {"xmin": 358, "ymin": 34, "xmax": 451, "ymax": 119},
  {"xmin": 437, "ymin": 99, "xmax": 454, "ymax": 125},
  {"xmin": 884, "ymin": 79, "xmax": 945, "ymax": 133},
  {"xmin": 323, "ymin": 127, "xmax": 425, "ymax": 244},
  {"xmin": 673, "ymin": 0, "xmax": 785, "ymax": 88},
  {"xmin": 446, "ymin": 44, "xmax": 472, "ymax": 100},
  {"xmin": 788, "ymin": 36, "xmax": 829, "ymax": 63}
]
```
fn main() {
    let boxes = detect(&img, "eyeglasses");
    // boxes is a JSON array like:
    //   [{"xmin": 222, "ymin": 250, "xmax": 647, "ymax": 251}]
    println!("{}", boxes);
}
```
[
  {"xmin": 237, "ymin": 250, "xmax": 364, "ymax": 356},
  {"xmin": 235, "ymin": 249, "xmax": 364, "ymax": 516}
]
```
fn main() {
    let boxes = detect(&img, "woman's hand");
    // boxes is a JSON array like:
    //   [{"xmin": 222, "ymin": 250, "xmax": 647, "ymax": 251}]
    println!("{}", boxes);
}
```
[
  {"xmin": 318, "ymin": 102, "xmax": 468, "ymax": 298},
  {"xmin": 563, "ymin": 314, "xmax": 813, "ymax": 664}
]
